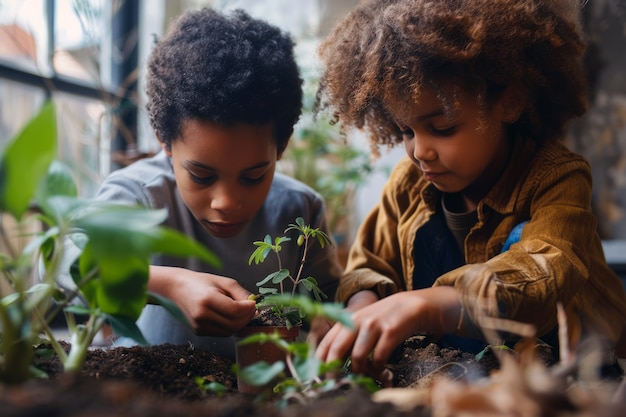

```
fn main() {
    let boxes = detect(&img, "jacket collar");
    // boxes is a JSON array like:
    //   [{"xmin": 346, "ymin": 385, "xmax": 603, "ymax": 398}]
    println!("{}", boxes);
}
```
[{"xmin": 481, "ymin": 136, "xmax": 536, "ymax": 215}]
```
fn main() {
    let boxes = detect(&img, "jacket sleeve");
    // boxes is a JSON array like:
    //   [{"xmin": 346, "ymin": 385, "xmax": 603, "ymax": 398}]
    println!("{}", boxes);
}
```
[{"xmin": 435, "ymin": 157, "xmax": 626, "ymax": 343}]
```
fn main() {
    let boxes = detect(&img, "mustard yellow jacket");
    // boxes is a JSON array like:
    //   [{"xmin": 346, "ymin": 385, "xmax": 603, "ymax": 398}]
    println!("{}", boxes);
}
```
[{"xmin": 340, "ymin": 137, "xmax": 626, "ymax": 349}]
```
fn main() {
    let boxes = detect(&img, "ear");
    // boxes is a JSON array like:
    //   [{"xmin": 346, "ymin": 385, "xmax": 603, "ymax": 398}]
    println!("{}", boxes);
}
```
[
  {"xmin": 276, "ymin": 142, "xmax": 287, "ymax": 161},
  {"xmin": 158, "ymin": 134, "xmax": 172, "ymax": 157},
  {"xmin": 500, "ymin": 83, "xmax": 527, "ymax": 124}
]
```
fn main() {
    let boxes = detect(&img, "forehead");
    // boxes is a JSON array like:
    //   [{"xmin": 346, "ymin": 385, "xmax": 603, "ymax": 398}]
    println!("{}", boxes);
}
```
[
  {"xmin": 385, "ymin": 84, "xmax": 463, "ymax": 123},
  {"xmin": 176, "ymin": 119, "xmax": 277, "ymax": 168}
]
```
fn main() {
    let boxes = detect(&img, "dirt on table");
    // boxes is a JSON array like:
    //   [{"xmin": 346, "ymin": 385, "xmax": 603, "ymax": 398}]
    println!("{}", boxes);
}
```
[{"xmin": 0, "ymin": 336, "xmax": 623, "ymax": 417}]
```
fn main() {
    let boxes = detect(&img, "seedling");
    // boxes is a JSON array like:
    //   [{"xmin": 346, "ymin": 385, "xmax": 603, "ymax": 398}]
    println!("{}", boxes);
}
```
[
  {"xmin": 247, "ymin": 217, "xmax": 332, "ymax": 328},
  {"xmin": 235, "ymin": 218, "xmax": 377, "ymax": 401}
]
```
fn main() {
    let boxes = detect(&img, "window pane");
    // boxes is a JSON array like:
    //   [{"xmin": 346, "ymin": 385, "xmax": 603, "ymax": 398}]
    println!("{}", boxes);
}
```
[
  {"xmin": 53, "ymin": 0, "xmax": 105, "ymax": 84},
  {"xmin": 0, "ymin": 0, "xmax": 51, "ymax": 75},
  {"xmin": 54, "ymin": 92, "xmax": 108, "ymax": 197},
  {"xmin": 0, "ymin": 78, "xmax": 46, "ymax": 149}
]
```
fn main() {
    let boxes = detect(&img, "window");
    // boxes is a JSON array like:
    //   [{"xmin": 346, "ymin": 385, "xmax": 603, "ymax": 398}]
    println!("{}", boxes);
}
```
[{"xmin": 0, "ymin": 0, "xmax": 139, "ymax": 197}]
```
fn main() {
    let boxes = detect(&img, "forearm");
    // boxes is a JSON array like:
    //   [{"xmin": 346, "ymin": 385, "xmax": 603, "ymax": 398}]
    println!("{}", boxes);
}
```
[{"xmin": 147, "ymin": 265, "xmax": 185, "ymax": 300}]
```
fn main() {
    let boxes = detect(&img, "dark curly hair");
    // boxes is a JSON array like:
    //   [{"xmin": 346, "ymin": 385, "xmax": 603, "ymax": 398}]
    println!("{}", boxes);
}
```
[
  {"xmin": 316, "ymin": 0, "xmax": 588, "ymax": 153},
  {"xmin": 146, "ymin": 8, "xmax": 303, "ymax": 152}
]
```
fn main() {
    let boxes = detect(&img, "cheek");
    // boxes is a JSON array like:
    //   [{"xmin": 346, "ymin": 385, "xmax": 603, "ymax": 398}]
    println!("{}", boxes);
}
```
[
  {"xmin": 178, "ymin": 185, "xmax": 208, "ymax": 216},
  {"xmin": 246, "ymin": 181, "xmax": 273, "ymax": 211},
  {"xmin": 403, "ymin": 139, "xmax": 418, "ymax": 164},
  {"xmin": 172, "ymin": 170, "xmax": 207, "ymax": 214}
]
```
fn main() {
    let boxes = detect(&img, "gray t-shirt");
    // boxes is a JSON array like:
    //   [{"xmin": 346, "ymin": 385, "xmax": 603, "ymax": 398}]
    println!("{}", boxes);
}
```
[{"xmin": 61, "ymin": 151, "xmax": 341, "ymax": 359}]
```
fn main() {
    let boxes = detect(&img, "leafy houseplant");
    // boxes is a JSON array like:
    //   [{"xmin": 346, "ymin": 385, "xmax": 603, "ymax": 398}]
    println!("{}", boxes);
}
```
[
  {"xmin": 247, "ymin": 217, "xmax": 331, "ymax": 329},
  {"xmin": 0, "ymin": 101, "xmax": 220, "ymax": 384},
  {"xmin": 234, "ymin": 217, "xmax": 354, "ymax": 395}
]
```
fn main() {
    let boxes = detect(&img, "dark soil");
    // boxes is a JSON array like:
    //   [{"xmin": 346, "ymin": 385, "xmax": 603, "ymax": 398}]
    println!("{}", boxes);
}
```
[{"xmin": 0, "ymin": 335, "xmax": 622, "ymax": 417}]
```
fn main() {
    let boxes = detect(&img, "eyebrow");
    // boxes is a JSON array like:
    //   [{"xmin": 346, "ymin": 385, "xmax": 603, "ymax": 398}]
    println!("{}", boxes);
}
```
[
  {"xmin": 184, "ymin": 160, "xmax": 271, "ymax": 172},
  {"xmin": 394, "ymin": 109, "xmax": 446, "ymax": 127},
  {"xmin": 414, "ymin": 109, "xmax": 446, "ymax": 122}
]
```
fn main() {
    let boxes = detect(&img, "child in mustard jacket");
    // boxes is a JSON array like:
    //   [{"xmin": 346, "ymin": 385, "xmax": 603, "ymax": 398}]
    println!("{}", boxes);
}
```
[{"xmin": 314, "ymin": 0, "xmax": 626, "ymax": 379}]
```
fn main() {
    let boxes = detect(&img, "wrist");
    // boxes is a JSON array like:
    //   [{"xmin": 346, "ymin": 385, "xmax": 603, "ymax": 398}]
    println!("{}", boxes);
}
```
[{"xmin": 346, "ymin": 289, "xmax": 379, "ymax": 311}]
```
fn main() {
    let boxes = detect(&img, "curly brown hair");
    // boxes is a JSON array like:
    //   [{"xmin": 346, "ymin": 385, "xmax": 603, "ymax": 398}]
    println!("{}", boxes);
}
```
[
  {"xmin": 316, "ymin": 0, "xmax": 588, "ymax": 152},
  {"xmin": 146, "ymin": 8, "xmax": 302, "ymax": 152}
]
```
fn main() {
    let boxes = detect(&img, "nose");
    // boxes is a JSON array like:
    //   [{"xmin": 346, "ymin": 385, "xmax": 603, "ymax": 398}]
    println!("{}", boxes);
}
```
[
  {"xmin": 209, "ymin": 182, "xmax": 242, "ymax": 213},
  {"xmin": 406, "ymin": 134, "xmax": 437, "ymax": 163}
]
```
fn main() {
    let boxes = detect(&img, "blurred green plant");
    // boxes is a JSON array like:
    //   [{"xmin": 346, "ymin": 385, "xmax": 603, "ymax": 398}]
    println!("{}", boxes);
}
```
[
  {"xmin": 235, "ymin": 294, "xmax": 378, "ymax": 405},
  {"xmin": 234, "ymin": 217, "xmax": 377, "ymax": 402},
  {"xmin": 0, "ymin": 101, "xmax": 220, "ymax": 383},
  {"xmin": 280, "ymin": 72, "xmax": 376, "ymax": 242}
]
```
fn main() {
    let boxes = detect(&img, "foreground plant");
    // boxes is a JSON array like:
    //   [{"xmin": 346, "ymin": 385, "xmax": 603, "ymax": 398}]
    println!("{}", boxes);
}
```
[
  {"xmin": 234, "ymin": 218, "xmax": 378, "ymax": 400},
  {"xmin": 0, "ymin": 101, "xmax": 220, "ymax": 383},
  {"xmin": 247, "ymin": 217, "xmax": 333, "ymax": 328}
]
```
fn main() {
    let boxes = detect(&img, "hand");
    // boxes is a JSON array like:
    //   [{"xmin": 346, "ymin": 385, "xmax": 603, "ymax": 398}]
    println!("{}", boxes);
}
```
[
  {"xmin": 306, "ymin": 290, "xmax": 379, "ymax": 346},
  {"xmin": 149, "ymin": 265, "xmax": 257, "ymax": 337},
  {"xmin": 315, "ymin": 286, "xmax": 461, "ymax": 378}
]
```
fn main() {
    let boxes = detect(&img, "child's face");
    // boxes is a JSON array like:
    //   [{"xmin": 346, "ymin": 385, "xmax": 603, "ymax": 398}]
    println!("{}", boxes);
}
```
[
  {"xmin": 396, "ymin": 86, "xmax": 512, "ymax": 210},
  {"xmin": 163, "ymin": 119, "xmax": 279, "ymax": 238}
]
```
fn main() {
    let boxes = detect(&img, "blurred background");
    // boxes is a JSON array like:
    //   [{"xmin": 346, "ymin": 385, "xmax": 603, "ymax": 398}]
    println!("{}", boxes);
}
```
[{"xmin": 0, "ymin": 0, "xmax": 625, "ymax": 273}]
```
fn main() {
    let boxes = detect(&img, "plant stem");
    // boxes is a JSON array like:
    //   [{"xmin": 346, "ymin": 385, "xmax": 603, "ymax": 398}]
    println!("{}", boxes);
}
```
[
  {"xmin": 274, "ymin": 248, "xmax": 285, "ymax": 295},
  {"xmin": 64, "ymin": 314, "xmax": 105, "ymax": 373},
  {"xmin": 292, "ymin": 237, "xmax": 309, "ymax": 296},
  {"xmin": 285, "ymin": 352, "xmax": 301, "ymax": 385}
]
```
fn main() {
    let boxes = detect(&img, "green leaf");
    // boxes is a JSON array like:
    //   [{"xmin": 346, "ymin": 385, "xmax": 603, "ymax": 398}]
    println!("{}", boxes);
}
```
[
  {"xmin": 75, "ymin": 239, "xmax": 149, "ymax": 320},
  {"xmin": 35, "ymin": 161, "xmax": 78, "ymax": 222},
  {"xmin": 95, "ymin": 254, "xmax": 149, "ymax": 319},
  {"xmin": 0, "ymin": 101, "xmax": 56, "ymax": 219},
  {"xmin": 0, "ymin": 283, "xmax": 44, "ymax": 307},
  {"xmin": 248, "ymin": 243, "xmax": 271, "ymax": 265},
  {"xmin": 147, "ymin": 291, "xmax": 190, "ymax": 327},
  {"xmin": 318, "ymin": 302, "xmax": 354, "ymax": 329},
  {"xmin": 239, "ymin": 361, "xmax": 285, "ymax": 386},
  {"xmin": 106, "ymin": 314, "xmax": 148, "ymax": 346},
  {"xmin": 196, "ymin": 378, "xmax": 229, "ymax": 395},
  {"xmin": 75, "ymin": 242, "xmax": 98, "ymax": 304},
  {"xmin": 35, "ymin": 160, "xmax": 77, "ymax": 202},
  {"xmin": 270, "ymin": 269, "xmax": 290, "ymax": 284},
  {"xmin": 300, "ymin": 277, "xmax": 327, "ymax": 301},
  {"xmin": 64, "ymin": 305, "xmax": 91, "ymax": 316},
  {"xmin": 236, "ymin": 331, "xmax": 289, "ymax": 349},
  {"xmin": 22, "ymin": 226, "xmax": 59, "ymax": 259},
  {"xmin": 256, "ymin": 269, "xmax": 288, "ymax": 287},
  {"xmin": 73, "ymin": 204, "xmax": 221, "ymax": 270},
  {"xmin": 292, "ymin": 350, "xmax": 322, "ymax": 382}
]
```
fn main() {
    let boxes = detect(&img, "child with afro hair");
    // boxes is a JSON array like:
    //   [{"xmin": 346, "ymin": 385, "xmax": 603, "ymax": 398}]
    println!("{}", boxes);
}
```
[{"xmin": 314, "ymin": 0, "xmax": 626, "ymax": 379}]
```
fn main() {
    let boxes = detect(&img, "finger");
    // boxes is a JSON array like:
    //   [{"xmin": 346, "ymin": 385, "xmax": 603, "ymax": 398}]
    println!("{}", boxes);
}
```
[
  {"xmin": 325, "ymin": 326, "xmax": 358, "ymax": 366},
  {"xmin": 221, "ymin": 280, "xmax": 253, "ymax": 301},
  {"xmin": 307, "ymin": 318, "xmax": 333, "ymax": 346},
  {"xmin": 315, "ymin": 323, "xmax": 340, "ymax": 361},
  {"xmin": 350, "ymin": 327, "xmax": 380, "ymax": 374},
  {"xmin": 370, "ymin": 333, "xmax": 399, "ymax": 373},
  {"xmin": 316, "ymin": 323, "xmax": 356, "ymax": 364}
]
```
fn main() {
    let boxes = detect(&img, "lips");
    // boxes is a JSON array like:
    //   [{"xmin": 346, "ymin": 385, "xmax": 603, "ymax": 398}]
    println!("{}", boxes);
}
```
[
  {"xmin": 204, "ymin": 220, "xmax": 246, "ymax": 237},
  {"xmin": 422, "ymin": 171, "xmax": 444, "ymax": 182}
]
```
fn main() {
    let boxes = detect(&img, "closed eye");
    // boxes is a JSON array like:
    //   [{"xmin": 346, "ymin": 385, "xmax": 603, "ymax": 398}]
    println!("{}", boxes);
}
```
[
  {"xmin": 241, "ymin": 174, "xmax": 266, "ymax": 185},
  {"xmin": 189, "ymin": 172, "xmax": 217, "ymax": 185},
  {"xmin": 399, "ymin": 126, "xmax": 414, "ymax": 139},
  {"xmin": 430, "ymin": 125, "xmax": 457, "ymax": 137}
]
